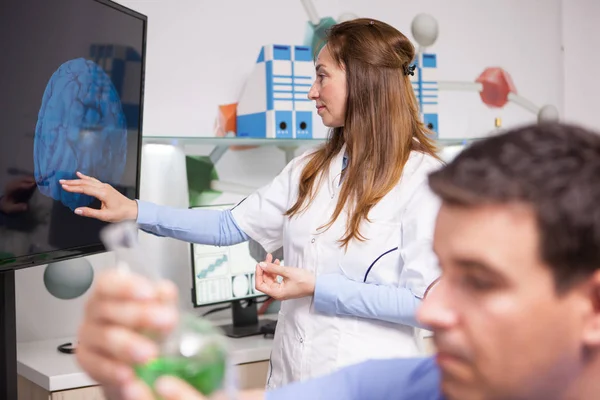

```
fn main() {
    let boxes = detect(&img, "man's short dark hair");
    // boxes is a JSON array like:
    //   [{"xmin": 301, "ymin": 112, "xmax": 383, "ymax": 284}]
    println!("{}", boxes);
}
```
[{"xmin": 428, "ymin": 122, "xmax": 600, "ymax": 291}]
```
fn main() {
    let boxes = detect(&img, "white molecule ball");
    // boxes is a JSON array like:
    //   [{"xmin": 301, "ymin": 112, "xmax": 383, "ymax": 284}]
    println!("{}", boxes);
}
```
[
  {"xmin": 44, "ymin": 257, "xmax": 94, "ymax": 300},
  {"xmin": 411, "ymin": 13, "xmax": 439, "ymax": 47},
  {"xmin": 337, "ymin": 12, "xmax": 358, "ymax": 23},
  {"xmin": 538, "ymin": 104, "xmax": 559, "ymax": 123}
]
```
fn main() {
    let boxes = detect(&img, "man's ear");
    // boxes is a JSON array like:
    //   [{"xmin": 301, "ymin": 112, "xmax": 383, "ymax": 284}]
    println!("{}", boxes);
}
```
[{"xmin": 582, "ymin": 270, "xmax": 600, "ymax": 347}]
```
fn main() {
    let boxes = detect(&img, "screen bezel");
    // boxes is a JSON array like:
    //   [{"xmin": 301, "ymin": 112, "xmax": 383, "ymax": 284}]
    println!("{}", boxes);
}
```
[{"xmin": 0, "ymin": 0, "xmax": 147, "ymax": 272}]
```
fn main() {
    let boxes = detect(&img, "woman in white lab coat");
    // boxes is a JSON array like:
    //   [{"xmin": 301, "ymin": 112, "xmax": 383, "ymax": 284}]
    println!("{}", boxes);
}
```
[{"xmin": 64, "ymin": 18, "xmax": 442, "ymax": 389}]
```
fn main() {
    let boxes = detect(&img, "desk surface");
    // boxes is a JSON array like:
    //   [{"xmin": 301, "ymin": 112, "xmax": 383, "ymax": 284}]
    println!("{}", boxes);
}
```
[{"xmin": 17, "ymin": 328, "xmax": 274, "ymax": 392}]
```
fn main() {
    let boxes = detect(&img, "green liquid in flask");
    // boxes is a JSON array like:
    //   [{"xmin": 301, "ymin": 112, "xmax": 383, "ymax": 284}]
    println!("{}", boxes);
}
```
[
  {"xmin": 134, "ymin": 315, "xmax": 229, "ymax": 396},
  {"xmin": 135, "ymin": 346, "xmax": 227, "ymax": 396}
]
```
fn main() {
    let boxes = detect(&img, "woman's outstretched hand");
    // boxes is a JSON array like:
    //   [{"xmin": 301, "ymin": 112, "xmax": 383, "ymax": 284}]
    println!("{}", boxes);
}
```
[{"xmin": 60, "ymin": 171, "xmax": 138, "ymax": 222}]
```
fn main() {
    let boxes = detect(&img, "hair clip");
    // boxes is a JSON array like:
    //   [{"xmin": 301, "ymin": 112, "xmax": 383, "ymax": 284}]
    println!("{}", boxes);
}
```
[{"xmin": 404, "ymin": 64, "xmax": 416, "ymax": 76}]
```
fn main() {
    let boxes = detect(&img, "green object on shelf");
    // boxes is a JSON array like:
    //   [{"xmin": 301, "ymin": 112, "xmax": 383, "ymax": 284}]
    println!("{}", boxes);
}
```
[{"xmin": 186, "ymin": 155, "xmax": 222, "ymax": 206}]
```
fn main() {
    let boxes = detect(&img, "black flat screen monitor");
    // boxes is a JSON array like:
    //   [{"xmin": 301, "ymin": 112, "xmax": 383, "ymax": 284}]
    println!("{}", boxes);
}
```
[{"xmin": 0, "ymin": 0, "xmax": 147, "ymax": 271}]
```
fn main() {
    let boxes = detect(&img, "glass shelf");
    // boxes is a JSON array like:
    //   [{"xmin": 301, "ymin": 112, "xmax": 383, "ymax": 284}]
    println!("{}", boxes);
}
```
[
  {"xmin": 142, "ymin": 136, "xmax": 325, "ymax": 147},
  {"xmin": 141, "ymin": 136, "xmax": 480, "ymax": 147}
]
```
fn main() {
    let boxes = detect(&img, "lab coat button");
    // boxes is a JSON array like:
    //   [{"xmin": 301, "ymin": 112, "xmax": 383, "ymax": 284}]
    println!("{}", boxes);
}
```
[
  {"xmin": 311, "ymin": 238, "xmax": 315, "ymax": 243},
  {"xmin": 299, "ymin": 337, "xmax": 304, "ymax": 343}
]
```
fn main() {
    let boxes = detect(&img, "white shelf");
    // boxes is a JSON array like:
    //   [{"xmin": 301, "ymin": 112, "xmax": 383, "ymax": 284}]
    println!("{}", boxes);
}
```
[{"xmin": 141, "ymin": 136, "xmax": 479, "ymax": 147}]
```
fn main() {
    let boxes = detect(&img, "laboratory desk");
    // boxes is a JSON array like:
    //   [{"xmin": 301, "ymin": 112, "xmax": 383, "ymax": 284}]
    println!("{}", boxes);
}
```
[
  {"xmin": 17, "ymin": 333, "xmax": 273, "ymax": 400},
  {"xmin": 16, "ymin": 320, "xmax": 434, "ymax": 400}
]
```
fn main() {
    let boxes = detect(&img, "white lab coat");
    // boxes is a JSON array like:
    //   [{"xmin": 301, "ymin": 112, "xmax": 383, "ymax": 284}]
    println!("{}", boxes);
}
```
[{"xmin": 231, "ymin": 144, "xmax": 442, "ymax": 388}]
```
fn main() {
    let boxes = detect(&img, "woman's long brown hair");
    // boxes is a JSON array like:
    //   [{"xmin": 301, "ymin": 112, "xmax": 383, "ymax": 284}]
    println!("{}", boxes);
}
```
[{"xmin": 285, "ymin": 18, "xmax": 439, "ymax": 248}]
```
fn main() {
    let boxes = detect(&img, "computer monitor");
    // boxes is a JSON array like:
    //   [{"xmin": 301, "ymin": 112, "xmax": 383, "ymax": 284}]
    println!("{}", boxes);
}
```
[
  {"xmin": 0, "ymin": 1, "xmax": 146, "ymax": 397},
  {"xmin": 0, "ymin": 0, "xmax": 146, "ymax": 271},
  {"xmin": 190, "ymin": 204, "xmax": 276, "ymax": 338}
]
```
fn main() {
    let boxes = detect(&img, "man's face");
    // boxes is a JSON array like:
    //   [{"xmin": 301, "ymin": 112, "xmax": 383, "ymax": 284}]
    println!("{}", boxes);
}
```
[{"xmin": 418, "ymin": 203, "xmax": 588, "ymax": 400}]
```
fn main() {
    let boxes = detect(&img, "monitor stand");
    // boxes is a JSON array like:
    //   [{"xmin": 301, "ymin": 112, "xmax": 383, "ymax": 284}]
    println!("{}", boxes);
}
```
[
  {"xmin": 218, "ymin": 298, "xmax": 275, "ymax": 339},
  {"xmin": 0, "ymin": 269, "xmax": 17, "ymax": 400}
]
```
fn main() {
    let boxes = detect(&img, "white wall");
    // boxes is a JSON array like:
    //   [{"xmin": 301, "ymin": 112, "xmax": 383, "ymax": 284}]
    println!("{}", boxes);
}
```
[
  {"xmin": 15, "ymin": 252, "xmax": 115, "ymax": 343},
  {"xmin": 561, "ymin": 0, "xmax": 600, "ymax": 129},
  {"xmin": 116, "ymin": 0, "xmax": 563, "ymax": 139}
]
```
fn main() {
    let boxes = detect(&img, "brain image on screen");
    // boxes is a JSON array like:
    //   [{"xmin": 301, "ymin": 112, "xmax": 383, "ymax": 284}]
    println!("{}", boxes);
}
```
[{"xmin": 34, "ymin": 58, "xmax": 128, "ymax": 210}]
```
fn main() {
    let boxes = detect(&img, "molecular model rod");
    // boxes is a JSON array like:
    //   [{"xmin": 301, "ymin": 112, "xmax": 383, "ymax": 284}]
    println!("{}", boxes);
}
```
[
  {"xmin": 437, "ymin": 81, "xmax": 483, "ymax": 92},
  {"xmin": 416, "ymin": 46, "xmax": 424, "ymax": 79},
  {"xmin": 300, "ymin": 0, "xmax": 321, "ymax": 25},
  {"xmin": 437, "ymin": 81, "xmax": 540, "ymax": 114},
  {"xmin": 507, "ymin": 93, "xmax": 540, "ymax": 114}
]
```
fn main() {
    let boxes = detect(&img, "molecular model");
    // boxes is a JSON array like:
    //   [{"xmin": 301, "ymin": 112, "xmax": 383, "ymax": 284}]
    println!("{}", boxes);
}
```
[
  {"xmin": 299, "ymin": 2, "xmax": 560, "ymax": 135},
  {"xmin": 410, "ymin": 13, "xmax": 559, "ymax": 133}
]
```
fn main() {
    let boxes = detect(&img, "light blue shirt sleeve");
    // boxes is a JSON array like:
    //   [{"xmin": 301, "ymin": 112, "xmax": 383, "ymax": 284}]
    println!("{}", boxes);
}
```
[
  {"xmin": 313, "ymin": 274, "xmax": 423, "ymax": 328},
  {"xmin": 265, "ymin": 357, "xmax": 444, "ymax": 400},
  {"xmin": 135, "ymin": 200, "xmax": 250, "ymax": 246}
]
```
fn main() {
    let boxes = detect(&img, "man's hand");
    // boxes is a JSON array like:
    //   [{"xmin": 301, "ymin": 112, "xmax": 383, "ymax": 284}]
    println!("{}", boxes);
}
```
[
  {"xmin": 76, "ymin": 269, "xmax": 178, "ymax": 399},
  {"xmin": 154, "ymin": 378, "xmax": 265, "ymax": 400},
  {"xmin": 102, "ymin": 376, "xmax": 216, "ymax": 400},
  {"xmin": 78, "ymin": 270, "xmax": 267, "ymax": 400}
]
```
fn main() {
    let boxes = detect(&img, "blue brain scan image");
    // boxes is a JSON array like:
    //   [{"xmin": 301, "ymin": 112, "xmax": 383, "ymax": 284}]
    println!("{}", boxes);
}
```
[{"xmin": 34, "ymin": 58, "xmax": 128, "ymax": 210}]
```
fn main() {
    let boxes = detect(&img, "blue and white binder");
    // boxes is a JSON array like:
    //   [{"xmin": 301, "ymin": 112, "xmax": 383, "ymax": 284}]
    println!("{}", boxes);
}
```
[
  {"xmin": 410, "ymin": 53, "xmax": 439, "ymax": 137},
  {"xmin": 237, "ymin": 44, "xmax": 321, "ymax": 139}
]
